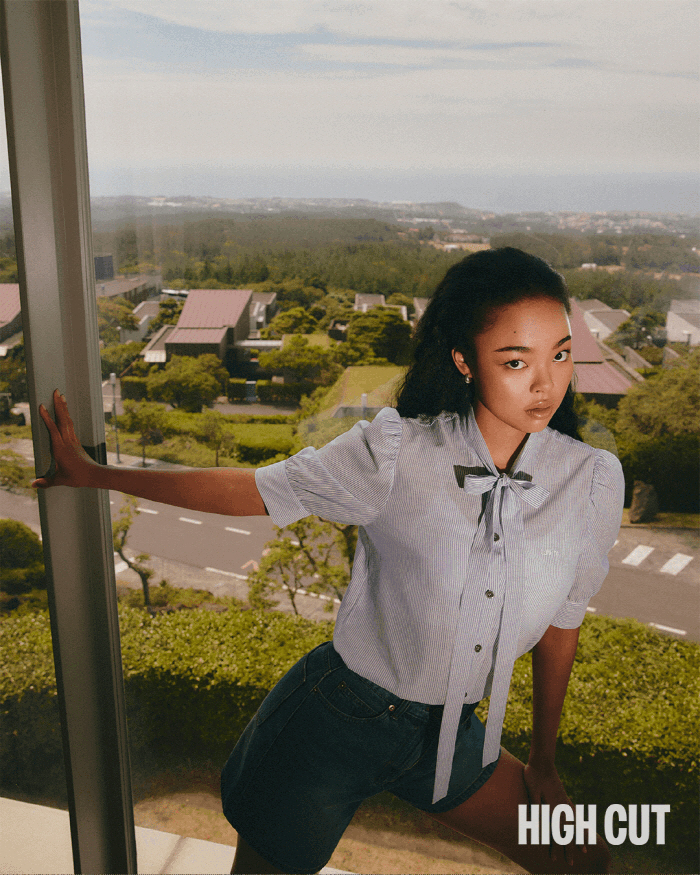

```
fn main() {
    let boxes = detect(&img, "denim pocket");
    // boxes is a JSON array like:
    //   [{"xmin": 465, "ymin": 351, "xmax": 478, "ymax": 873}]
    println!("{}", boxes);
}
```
[
  {"xmin": 255, "ymin": 653, "xmax": 311, "ymax": 727},
  {"xmin": 314, "ymin": 666, "xmax": 395, "ymax": 724}
]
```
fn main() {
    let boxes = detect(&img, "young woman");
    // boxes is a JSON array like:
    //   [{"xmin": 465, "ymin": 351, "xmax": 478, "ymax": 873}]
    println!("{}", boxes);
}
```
[{"xmin": 34, "ymin": 248, "xmax": 624, "ymax": 874}]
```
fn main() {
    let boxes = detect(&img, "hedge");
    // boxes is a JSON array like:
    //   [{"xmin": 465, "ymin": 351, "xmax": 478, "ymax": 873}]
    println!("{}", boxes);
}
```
[
  {"xmin": 255, "ymin": 380, "xmax": 315, "ymax": 405},
  {"xmin": 234, "ymin": 424, "xmax": 298, "ymax": 464},
  {"xmin": 119, "ymin": 376, "xmax": 149, "ymax": 402},
  {"xmin": 2, "ymin": 610, "xmax": 697, "ymax": 850},
  {"xmin": 227, "ymin": 378, "xmax": 248, "ymax": 402},
  {"xmin": 0, "ymin": 608, "xmax": 332, "ymax": 798}
]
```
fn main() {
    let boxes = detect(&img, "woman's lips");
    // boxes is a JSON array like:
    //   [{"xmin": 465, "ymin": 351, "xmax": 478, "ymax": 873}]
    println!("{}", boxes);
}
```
[{"xmin": 525, "ymin": 404, "xmax": 553, "ymax": 418}]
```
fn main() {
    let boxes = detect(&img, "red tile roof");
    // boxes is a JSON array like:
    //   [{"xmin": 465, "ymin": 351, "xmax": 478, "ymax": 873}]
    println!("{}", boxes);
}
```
[
  {"xmin": 0, "ymin": 284, "xmax": 21, "ymax": 326},
  {"xmin": 574, "ymin": 362, "xmax": 634, "ymax": 395},
  {"xmin": 177, "ymin": 289, "xmax": 252, "ymax": 329},
  {"xmin": 570, "ymin": 298, "xmax": 603, "ymax": 363}
]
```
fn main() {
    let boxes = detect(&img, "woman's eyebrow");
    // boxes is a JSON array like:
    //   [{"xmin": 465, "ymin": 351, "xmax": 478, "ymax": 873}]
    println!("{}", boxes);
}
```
[{"xmin": 494, "ymin": 335, "xmax": 572, "ymax": 354}]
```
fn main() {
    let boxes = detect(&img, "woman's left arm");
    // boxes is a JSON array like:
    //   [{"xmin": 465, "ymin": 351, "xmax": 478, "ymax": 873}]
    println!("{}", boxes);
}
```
[
  {"xmin": 524, "ymin": 623, "xmax": 581, "ymax": 863},
  {"xmin": 527, "ymin": 623, "xmax": 579, "ymax": 775}
]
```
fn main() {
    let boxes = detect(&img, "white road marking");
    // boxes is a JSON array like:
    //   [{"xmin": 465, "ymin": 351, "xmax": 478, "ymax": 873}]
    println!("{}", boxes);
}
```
[
  {"xmin": 205, "ymin": 566, "xmax": 248, "ymax": 580},
  {"xmin": 138, "ymin": 507, "xmax": 158, "ymax": 515},
  {"xmin": 613, "ymin": 539, "xmax": 619, "ymax": 547},
  {"xmin": 621, "ymin": 545, "xmax": 654, "ymax": 566},
  {"xmin": 586, "ymin": 606, "xmax": 597, "ymax": 613},
  {"xmin": 226, "ymin": 526, "xmax": 251, "ymax": 535},
  {"xmin": 179, "ymin": 516, "xmax": 202, "ymax": 525},
  {"xmin": 649, "ymin": 622, "xmax": 687, "ymax": 636},
  {"xmin": 659, "ymin": 553, "xmax": 693, "ymax": 575}
]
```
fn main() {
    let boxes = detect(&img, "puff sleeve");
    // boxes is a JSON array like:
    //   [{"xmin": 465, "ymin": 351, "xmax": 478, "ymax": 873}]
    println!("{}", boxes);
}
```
[
  {"xmin": 550, "ymin": 449, "xmax": 625, "ymax": 629},
  {"xmin": 255, "ymin": 407, "xmax": 403, "ymax": 528}
]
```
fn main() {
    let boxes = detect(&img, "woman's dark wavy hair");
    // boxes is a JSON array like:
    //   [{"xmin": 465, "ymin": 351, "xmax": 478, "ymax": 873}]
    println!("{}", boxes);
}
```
[{"xmin": 395, "ymin": 246, "xmax": 581, "ymax": 440}]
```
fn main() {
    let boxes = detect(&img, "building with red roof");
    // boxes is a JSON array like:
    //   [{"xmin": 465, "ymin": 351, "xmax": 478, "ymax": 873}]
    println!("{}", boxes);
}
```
[
  {"xmin": 164, "ymin": 288, "xmax": 253, "ymax": 370},
  {"xmin": 569, "ymin": 298, "xmax": 639, "ymax": 405}
]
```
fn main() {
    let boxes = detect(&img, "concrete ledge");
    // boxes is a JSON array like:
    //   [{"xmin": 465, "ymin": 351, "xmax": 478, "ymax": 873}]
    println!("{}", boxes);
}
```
[{"xmin": 0, "ymin": 797, "xmax": 351, "ymax": 874}]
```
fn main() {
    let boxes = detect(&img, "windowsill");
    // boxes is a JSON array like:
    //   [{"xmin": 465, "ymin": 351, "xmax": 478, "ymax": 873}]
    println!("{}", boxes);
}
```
[{"xmin": 0, "ymin": 797, "xmax": 351, "ymax": 874}]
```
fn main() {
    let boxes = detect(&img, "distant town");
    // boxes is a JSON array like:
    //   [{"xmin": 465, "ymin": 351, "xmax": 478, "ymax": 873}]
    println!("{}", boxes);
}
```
[{"xmin": 1, "ymin": 191, "xmax": 697, "ymax": 239}]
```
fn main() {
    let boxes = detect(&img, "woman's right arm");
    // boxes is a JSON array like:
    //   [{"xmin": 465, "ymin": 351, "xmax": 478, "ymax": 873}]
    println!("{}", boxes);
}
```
[{"xmin": 32, "ymin": 390, "xmax": 268, "ymax": 517}]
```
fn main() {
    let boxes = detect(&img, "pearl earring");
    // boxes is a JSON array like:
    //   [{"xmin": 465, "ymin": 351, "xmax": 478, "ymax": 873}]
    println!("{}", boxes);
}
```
[{"xmin": 464, "ymin": 375, "xmax": 472, "ymax": 385}]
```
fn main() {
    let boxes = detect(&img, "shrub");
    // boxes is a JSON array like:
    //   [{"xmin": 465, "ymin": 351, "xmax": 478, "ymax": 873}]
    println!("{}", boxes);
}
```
[
  {"xmin": 234, "ymin": 424, "xmax": 298, "ymax": 464},
  {"xmin": 120, "ymin": 376, "xmax": 149, "ymax": 402},
  {"xmin": 0, "ymin": 611, "xmax": 697, "ymax": 850},
  {"xmin": 0, "ymin": 607, "xmax": 332, "ymax": 797},
  {"xmin": 0, "ymin": 520, "xmax": 45, "ymax": 595},
  {"xmin": 617, "ymin": 433, "xmax": 700, "ymax": 511},
  {"xmin": 256, "ymin": 380, "xmax": 314, "ymax": 405},
  {"xmin": 227, "ymin": 378, "xmax": 248, "ymax": 402}
]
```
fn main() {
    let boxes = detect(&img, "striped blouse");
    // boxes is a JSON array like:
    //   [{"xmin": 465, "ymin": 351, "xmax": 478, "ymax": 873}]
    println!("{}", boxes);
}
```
[{"xmin": 255, "ymin": 405, "xmax": 625, "ymax": 803}]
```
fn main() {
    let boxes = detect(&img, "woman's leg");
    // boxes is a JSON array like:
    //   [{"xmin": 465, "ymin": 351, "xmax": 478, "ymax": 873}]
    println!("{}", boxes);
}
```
[
  {"xmin": 429, "ymin": 748, "xmax": 611, "ymax": 874},
  {"xmin": 230, "ymin": 835, "xmax": 288, "ymax": 875}
]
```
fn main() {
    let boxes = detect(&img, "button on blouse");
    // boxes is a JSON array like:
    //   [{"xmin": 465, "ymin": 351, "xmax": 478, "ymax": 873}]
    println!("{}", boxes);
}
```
[{"xmin": 255, "ymin": 406, "xmax": 625, "ymax": 804}]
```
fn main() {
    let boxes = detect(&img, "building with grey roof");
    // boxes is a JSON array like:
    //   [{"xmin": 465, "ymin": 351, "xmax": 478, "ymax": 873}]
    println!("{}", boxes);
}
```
[{"xmin": 666, "ymin": 299, "xmax": 700, "ymax": 345}]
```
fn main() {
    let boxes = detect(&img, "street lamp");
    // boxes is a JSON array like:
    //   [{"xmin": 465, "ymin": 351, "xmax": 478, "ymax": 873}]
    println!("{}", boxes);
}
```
[{"xmin": 110, "ymin": 372, "xmax": 121, "ymax": 463}]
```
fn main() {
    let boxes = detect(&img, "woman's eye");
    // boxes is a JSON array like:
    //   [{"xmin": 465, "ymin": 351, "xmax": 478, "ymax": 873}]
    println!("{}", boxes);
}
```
[
  {"xmin": 505, "ymin": 359, "xmax": 526, "ymax": 369},
  {"xmin": 554, "ymin": 350, "xmax": 571, "ymax": 362}
]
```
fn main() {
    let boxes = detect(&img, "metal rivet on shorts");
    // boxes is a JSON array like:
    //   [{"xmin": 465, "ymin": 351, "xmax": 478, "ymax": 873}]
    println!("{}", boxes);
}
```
[
  {"xmin": 339, "ymin": 681, "xmax": 345, "ymax": 688},
  {"xmin": 388, "ymin": 704, "xmax": 395, "ymax": 711}
]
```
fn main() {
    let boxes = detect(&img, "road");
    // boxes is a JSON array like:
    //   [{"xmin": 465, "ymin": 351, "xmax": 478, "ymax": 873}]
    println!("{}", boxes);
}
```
[{"xmin": 1, "ymin": 484, "xmax": 697, "ymax": 639}]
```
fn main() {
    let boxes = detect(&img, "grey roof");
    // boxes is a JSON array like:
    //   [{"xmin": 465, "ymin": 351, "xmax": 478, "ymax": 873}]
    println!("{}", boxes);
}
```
[
  {"xmin": 95, "ymin": 274, "xmax": 161, "ymax": 298},
  {"xmin": 251, "ymin": 291, "xmax": 277, "ymax": 306},
  {"xmin": 140, "ymin": 325, "xmax": 176, "ymax": 363},
  {"xmin": 354, "ymin": 293, "xmax": 386, "ymax": 309},
  {"xmin": 587, "ymin": 309, "xmax": 630, "ymax": 332},
  {"xmin": 577, "ymin": 298, "xmax": 611, "ymax": 312},
  {"xmin": 670, "ymin": 299, "xmax": 700, "ymax": 315}
]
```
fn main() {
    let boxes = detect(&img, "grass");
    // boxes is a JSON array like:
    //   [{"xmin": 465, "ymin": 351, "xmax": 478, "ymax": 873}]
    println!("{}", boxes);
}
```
[
  {"xmin": 620, "ymin": 508, "xmax": 699, "ymax": 530},
  {"xmin": 312, "ymin": 364, "xmax": 405, "ymax": 418}
]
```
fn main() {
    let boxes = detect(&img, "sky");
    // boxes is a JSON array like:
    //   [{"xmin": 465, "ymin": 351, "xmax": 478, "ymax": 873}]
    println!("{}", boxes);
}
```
[{"xmin": 2, "ymin": 0, "xmax": 699, "ymax": 212}]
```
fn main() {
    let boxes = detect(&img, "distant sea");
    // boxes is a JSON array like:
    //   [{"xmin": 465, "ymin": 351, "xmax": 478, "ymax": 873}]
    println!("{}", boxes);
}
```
[{"xmin": 86, "ymin": 167, "xmax": 699, "ymax": 215}]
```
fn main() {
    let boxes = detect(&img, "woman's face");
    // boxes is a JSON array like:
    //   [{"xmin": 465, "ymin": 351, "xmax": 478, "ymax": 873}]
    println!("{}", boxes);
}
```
[{"xmin": 452, "ymin": 296, "xmax": 574, "ymax": 442}]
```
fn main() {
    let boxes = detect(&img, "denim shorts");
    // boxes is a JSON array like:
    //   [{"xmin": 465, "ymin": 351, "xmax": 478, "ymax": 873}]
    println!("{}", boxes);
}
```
[{"xmin": 221, "ymin": 640, "xmax": 499, "ymax": 874}]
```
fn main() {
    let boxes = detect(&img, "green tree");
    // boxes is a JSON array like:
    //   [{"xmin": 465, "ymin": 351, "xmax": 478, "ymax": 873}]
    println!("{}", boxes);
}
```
[
  {"xmin": 148, "ymin": 298, "xmax": 185, "ymax": 336},
  {"xmin": 112, "ymin": 496, "xmax": 155, "ymax": 607},
  {"xmin": 611, "ymin": 308, "xmax": 666, "ymax": 351},
  {"xmin": 199, "ymin": 409, "xmax": 233, "ymax": 466},
  {"xmin": 615, "ymin": 350, "xmax": 700, "ymax": 438},
  {"xmin": 247, "ymin": 517, "xmax": 355, "ymax": 614},
  {"xmin": 121, "ymin": 400, "xmax": 167, "ymax": 466},
  {"xmin": 346, "ymin": 307, "xmax": 413, "ymax": 365},
  {"xmin": 96, "ymin": 297, "xmax": 138, "ymax": 346},
  {"xmin": 259, "ymin": 336, "xmax": 342, "ymax": 386},
  {"xmin": 147, "ymin": 354, "xmax": 228, "ymax": 412},
  {"xmin": 260, "ymin": 306, "xmax": 318, "ymax": 338},
  {"xmin": 100, "ymin": 341, "xmax": 146, "ymax": 379}
]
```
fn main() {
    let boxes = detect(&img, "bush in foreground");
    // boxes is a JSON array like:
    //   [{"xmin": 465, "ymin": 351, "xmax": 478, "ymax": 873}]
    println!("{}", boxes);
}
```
[{"xmin": 0, "ymin": 610, "xmax": 697, "ymax": 851}]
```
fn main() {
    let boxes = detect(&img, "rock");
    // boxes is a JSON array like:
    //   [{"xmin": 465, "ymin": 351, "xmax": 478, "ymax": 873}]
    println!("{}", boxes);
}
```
[{"xmin": 629, "ymin": 481, "xmax": 659, "ymax": 523}]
